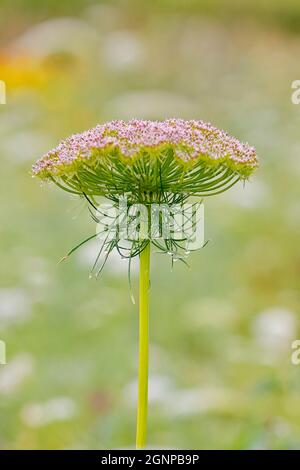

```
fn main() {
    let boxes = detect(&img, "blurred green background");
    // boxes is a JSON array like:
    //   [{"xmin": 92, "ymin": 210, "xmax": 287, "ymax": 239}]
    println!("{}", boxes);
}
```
[{"xmin": 0, "ymin": 0, "xmax": 300, "ymax": 450}]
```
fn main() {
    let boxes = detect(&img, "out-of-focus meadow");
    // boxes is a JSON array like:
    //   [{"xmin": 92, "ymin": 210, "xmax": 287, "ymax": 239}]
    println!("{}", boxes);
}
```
[{"xmin": 0, "ymin": 0, "xmax": 300, "ymax": 450}]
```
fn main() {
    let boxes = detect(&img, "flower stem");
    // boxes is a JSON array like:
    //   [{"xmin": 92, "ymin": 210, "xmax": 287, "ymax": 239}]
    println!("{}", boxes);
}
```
[{"xmin": 136, "ymin": 241, "xmax": 150, "ymax": 449}]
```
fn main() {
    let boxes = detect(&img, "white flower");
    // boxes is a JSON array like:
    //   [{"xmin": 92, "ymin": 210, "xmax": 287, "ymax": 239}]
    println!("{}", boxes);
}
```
[
  {"xmin": 0, "ymin": 288, "xmax": 32, "ymax": 327},
  {"xmin": 0, "ymin": 354, "xmax": 34, "ymax": 394},
  {"xmin": 102, "ymin": 31, "xmax": 144, "ymax": 71},
  {"xmin": 21, "ymin": 397, "xmax": 77, "ymax": 427},
  {"xmin": 253, "ymin": 307, "xmax": 296, "ymax": 356}
]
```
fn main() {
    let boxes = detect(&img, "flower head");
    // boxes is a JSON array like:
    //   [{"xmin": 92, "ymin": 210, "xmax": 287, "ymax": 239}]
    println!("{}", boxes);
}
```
[
  {"xmin": 33, "ymin": 119, "xmax": 258, "ymax": 201},
  {"xmin": 32, "ymin": 119, "xmax": 258, "ymax": 269}
]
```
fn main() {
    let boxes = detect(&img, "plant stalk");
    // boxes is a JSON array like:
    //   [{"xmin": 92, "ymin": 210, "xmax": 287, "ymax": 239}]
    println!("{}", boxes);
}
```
[{"xmin": 136, "ymin": 241, "xmax": 150, "ymax": 449}]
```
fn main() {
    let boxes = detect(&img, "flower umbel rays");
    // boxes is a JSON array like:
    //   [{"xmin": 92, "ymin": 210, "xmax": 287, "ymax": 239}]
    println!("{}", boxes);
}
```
[
  {"xmin": 32, "ymin": 119, "xmax": 258, "ymax": 449},
  {"xmin": 33, "ymin": 119, "xmax": 258, "ymax": 200}
]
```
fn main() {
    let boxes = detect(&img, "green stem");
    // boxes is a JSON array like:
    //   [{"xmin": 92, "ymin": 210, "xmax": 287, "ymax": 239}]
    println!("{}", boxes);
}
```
[{"xmin": 136, "ymin": 241, "xmax": 150, "ymax": 449}]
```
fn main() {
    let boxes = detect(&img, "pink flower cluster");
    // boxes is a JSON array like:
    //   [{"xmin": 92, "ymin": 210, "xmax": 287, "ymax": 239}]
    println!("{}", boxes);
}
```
[{"xmin": 32, "ymin": 119, "xmax": 258, "ymax": 176}]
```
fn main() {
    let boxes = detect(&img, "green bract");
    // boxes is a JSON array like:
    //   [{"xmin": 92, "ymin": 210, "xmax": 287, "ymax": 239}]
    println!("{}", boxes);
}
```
[{"xmin": 33, "ymin": 119, "xmax": 258, "ymax": 204}]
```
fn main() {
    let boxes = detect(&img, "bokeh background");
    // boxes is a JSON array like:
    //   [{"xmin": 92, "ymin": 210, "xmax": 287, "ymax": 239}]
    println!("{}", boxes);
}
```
[{"xmin": 0, "ymin": 0, "xmax": 300, "ymax": 450}]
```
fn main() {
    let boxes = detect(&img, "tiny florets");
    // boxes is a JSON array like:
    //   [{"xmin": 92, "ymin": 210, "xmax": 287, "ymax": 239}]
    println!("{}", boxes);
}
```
[{"xmin": 32, "ymin": 119, "xmax": 258, "ymax": 179}]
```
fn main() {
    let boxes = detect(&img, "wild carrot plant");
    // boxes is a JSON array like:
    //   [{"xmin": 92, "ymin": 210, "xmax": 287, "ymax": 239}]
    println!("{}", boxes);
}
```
[{"xmin": 33, "ymin": 119, "xmax": 258, "ymax": 448}]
